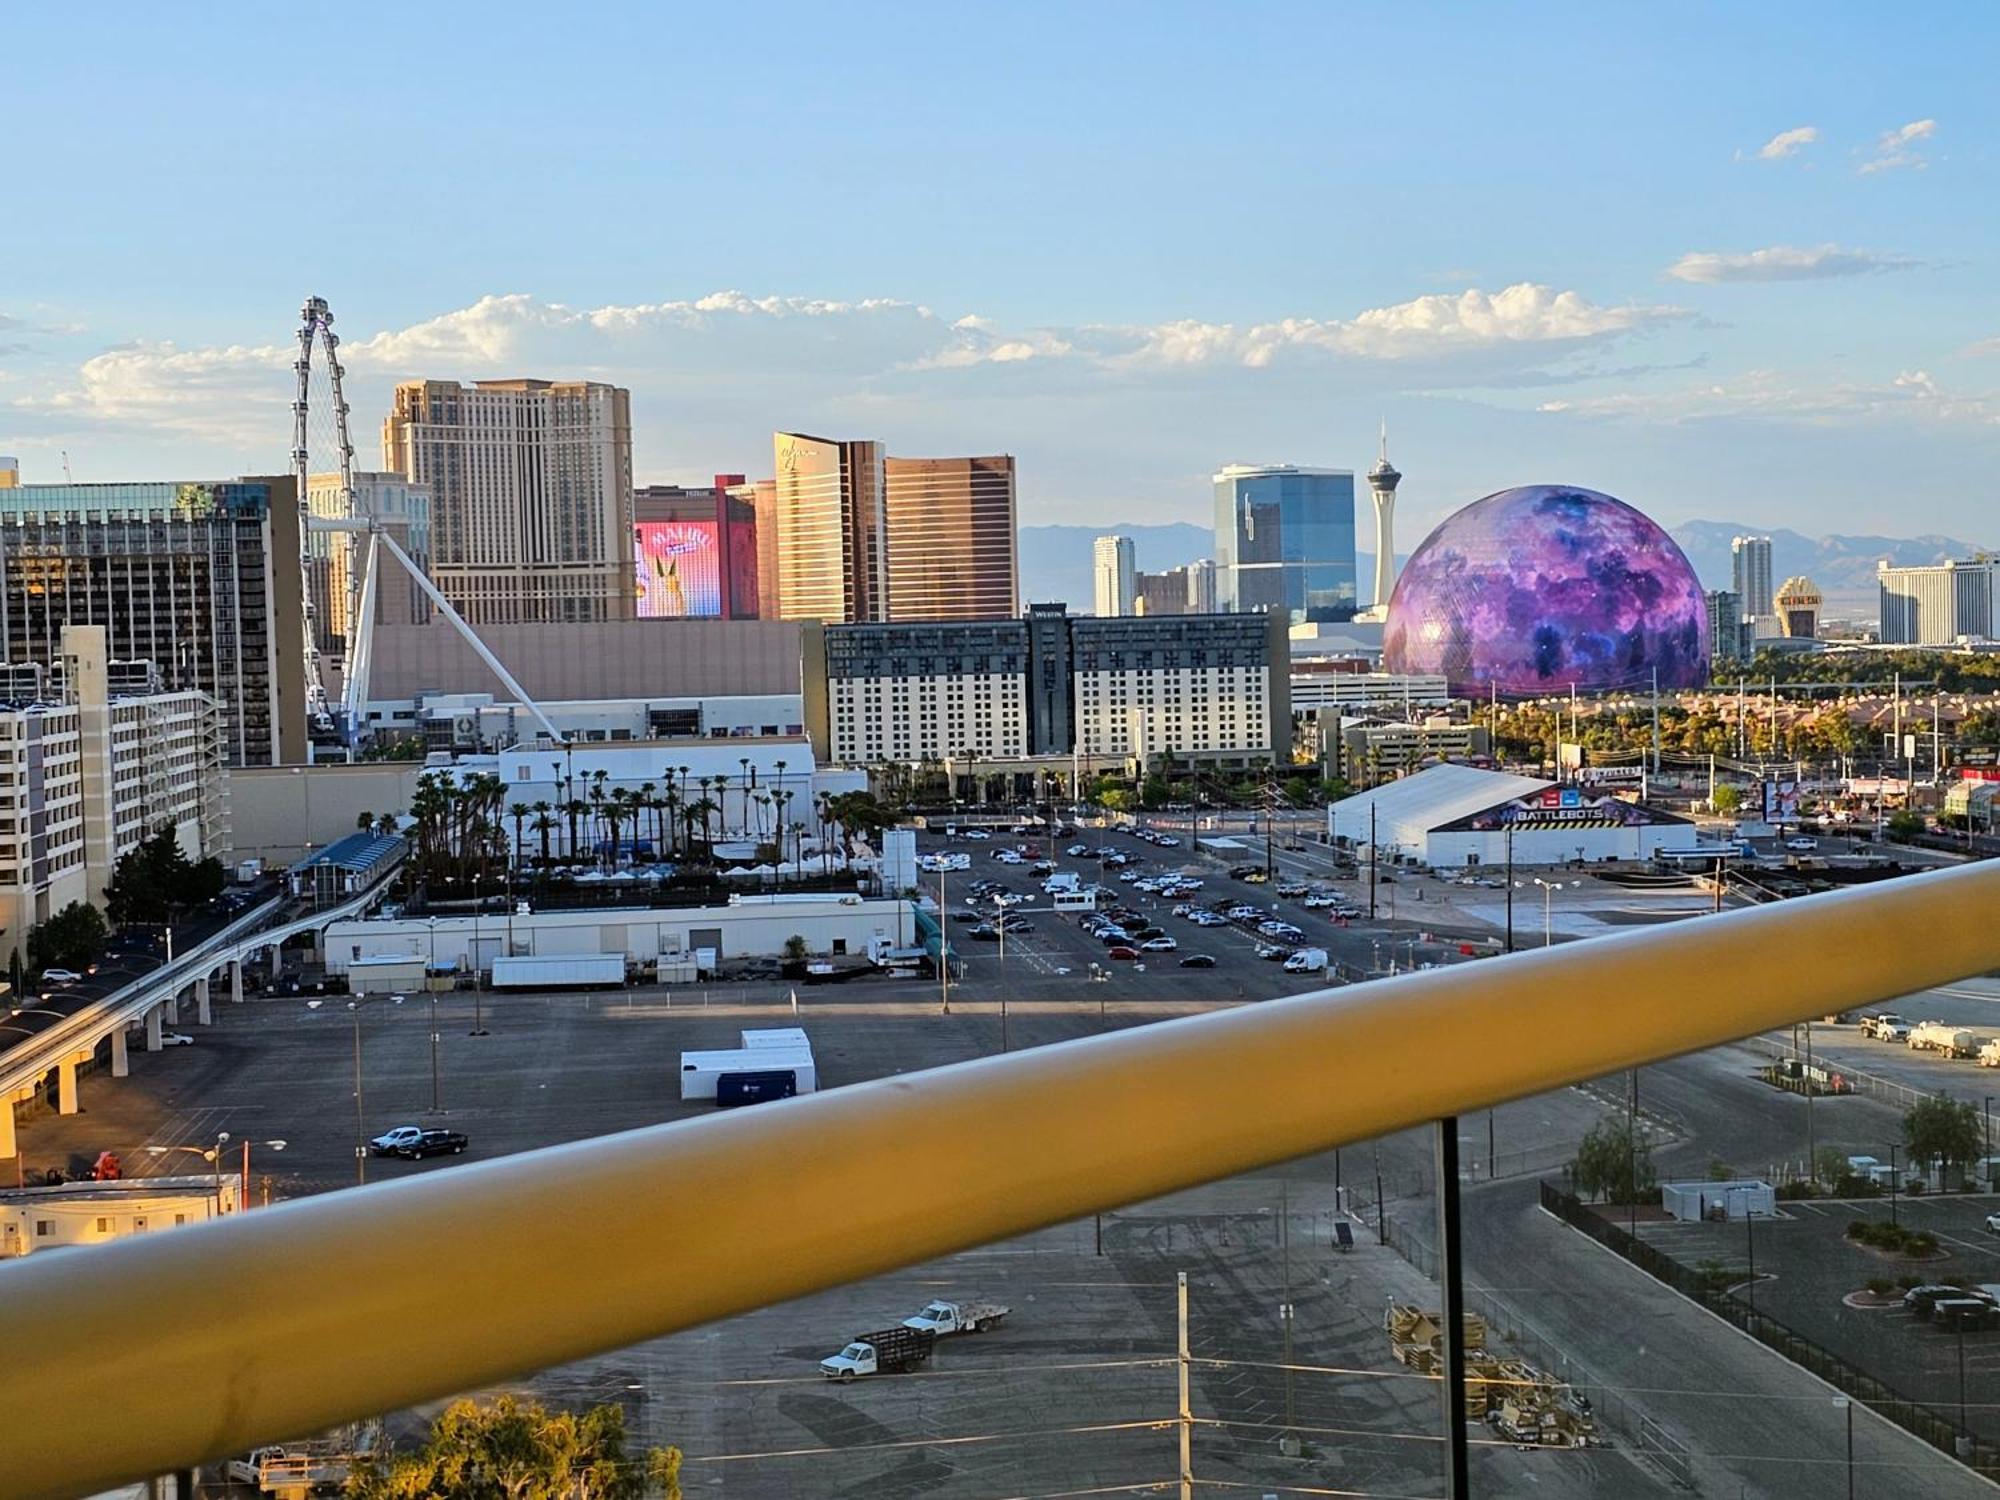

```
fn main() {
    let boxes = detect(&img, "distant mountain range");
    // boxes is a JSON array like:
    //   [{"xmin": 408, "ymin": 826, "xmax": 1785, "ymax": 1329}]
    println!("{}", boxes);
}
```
[
  {"xmin": 1666, "ymin": 520, "xmax": 1993, "ymax": 606},
  {"xmin": 1021, "ymin": 518, "xmax": 1996, "ymax": 617}
]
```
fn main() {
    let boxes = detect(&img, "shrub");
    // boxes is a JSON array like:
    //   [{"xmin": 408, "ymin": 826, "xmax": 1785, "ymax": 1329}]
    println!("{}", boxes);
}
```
[
  {"xmin": 1846, "ymin": 1220, "xmax": 1869, "ymax": 1240},
  {"xmin": 1907, "ymin": 1231, "xmax": 1939, "ymax": 1256},
  {"xmin": 1898, "ymin": 1274, "xmax": 1925, "ymax": 1290},
  {"xmin": 1867, "ymin": 1277, "xmax": 1895, "ymax": 1298},
  {"xmin": 1775, "ymin": 1179, "xmax": 1816, "ymax": 1200}
]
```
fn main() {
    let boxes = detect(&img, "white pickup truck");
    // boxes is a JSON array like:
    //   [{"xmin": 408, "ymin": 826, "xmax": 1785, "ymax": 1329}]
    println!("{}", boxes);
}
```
[{"xmin": 902, "ymin": 1298, "xmax": 1011, "ymax": 1336}]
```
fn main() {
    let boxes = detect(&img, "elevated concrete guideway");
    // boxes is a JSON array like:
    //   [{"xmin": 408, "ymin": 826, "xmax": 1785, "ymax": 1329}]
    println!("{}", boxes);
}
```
[{"xmin": 0, "ymin": 883, "xmax": 393, "ymax": 1160}]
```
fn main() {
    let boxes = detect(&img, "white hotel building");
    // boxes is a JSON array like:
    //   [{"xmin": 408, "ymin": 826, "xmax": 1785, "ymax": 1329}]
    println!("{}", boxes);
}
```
[
  {"xmin": 0, "ymin": 627, "xmax": 224, "ymax": 952},
  {"xmin": 812, "ymin": 606, "xmax": 1288, "ymax": 772}
]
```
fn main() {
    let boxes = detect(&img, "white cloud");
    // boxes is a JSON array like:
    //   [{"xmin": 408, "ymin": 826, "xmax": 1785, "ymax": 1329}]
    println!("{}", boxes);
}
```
[
  {"xmin": 1858, "ymin": 118, "xmax": 1937, "ymax": 174},
  {"xmin": 13, "ymin": 281, "xmax": 1687, "ymax": 449},
  {"xmin": 1536, "ymin": 367, "xmax": 1999, "ymax": 426},
  {"xmin": 1089, "ymin": 283, "xmax": 1688, "ymax": 369},
  {"xmin": 1664, "ymin": 244, "xmax": 1917, "ymax": 284},
  {"xmin": 1961, "ymin": 334, "xmax": 2000, "ymax": 359},
  {"xmin": 1748, "ymin": 125, "xmax": 1819, "ymax": 161}
]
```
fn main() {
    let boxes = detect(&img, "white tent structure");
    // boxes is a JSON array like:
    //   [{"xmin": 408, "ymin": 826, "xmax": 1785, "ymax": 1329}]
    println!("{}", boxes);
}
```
[{"xmin": 1328, "ymin": 763, "xmax": 1694, "ymax": 868}]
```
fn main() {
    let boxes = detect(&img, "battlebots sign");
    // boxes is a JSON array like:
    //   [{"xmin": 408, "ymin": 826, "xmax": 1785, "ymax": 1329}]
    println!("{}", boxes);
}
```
[{"xmin": 635, "ymin": 522, "xmax": 722, "ymax": 618}]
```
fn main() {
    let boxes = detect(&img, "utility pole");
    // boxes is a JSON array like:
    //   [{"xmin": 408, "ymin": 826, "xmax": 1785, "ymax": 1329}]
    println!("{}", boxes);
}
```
[
  {"xmin": 427, "ymin": 992, "xmax": 442, "ymax": 1115},
  {"xmin": 1804, "ymin": 1022, "xmax": 1816, "ymax": 1185},
  {"xmin": 1503, "ymin": 824, "xmax": 1515, "ymax": 954},
  {"xmin": 1368, "ymin": 803, "xmax": 1378, "ymax": 921},
  {"xmin": 1279, "ymin": 1175, "xmax": 1295, "ymax": 1446},
  {"xmin": 1177, "ymin": 1271, "xmax": 1193, "ymax": 1500},
  {"xmin": 351, "ymin": 1006, "xmax": 366, "ymax": 1188},
  {"xmin": 938, "ymin": 867, "xmax": 950, "ymax": 1014},
  {"xmin": 1651, "ymin": 666, "xmax": 1661, "ymax": 773}
]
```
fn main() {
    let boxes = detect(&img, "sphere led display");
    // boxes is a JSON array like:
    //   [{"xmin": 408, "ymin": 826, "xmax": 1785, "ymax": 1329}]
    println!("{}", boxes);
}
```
[{"xmin": 1383, "ymin": 485, "xmax": 1708, "ymax": 696}]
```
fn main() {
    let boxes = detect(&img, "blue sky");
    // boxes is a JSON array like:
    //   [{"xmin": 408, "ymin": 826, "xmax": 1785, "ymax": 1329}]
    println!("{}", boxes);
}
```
[{"xmin": 2, "ymin": 4, "xmax": 1995, "ymax": 542}]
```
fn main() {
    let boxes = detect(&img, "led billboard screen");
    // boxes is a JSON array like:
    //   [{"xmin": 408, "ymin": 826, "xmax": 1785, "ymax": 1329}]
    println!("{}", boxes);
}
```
[{"xmin": 635, "ymin": 521, "xmax": 722, "ymax": 618}]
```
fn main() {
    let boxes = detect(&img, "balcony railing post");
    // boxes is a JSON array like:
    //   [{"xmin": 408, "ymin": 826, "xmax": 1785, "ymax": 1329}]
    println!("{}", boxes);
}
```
[{"xmin": 1435, "ymin": 1117, "xmax": 1470, "ymax": 1498}]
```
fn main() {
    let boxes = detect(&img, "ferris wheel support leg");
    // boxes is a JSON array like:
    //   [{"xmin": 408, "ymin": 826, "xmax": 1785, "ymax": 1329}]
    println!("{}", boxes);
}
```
[
  {"xmin": 374, "ymin": 530, "xmax": 568, "ymax": 748},
  {"xmin": 341, "ymin": 531, "xmax": 383, "ymax": 753}
]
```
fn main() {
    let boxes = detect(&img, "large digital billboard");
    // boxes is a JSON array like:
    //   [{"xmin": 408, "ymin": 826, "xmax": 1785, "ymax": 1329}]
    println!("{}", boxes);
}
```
[{"xmin": 635, "ymin": 521, "xmax": 722, "ymax": 618}]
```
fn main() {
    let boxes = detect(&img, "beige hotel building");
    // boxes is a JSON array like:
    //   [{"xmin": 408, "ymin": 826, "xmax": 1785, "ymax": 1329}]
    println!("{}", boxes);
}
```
[{"xmin": 384, "ymin": 379, "xmax": 635, "ymax": 626}]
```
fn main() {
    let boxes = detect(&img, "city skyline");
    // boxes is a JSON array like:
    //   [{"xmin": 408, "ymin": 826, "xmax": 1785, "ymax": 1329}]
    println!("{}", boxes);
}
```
[{"xmin": 2, "ymin": 7, "xmax": 1995, "ymax": 540}]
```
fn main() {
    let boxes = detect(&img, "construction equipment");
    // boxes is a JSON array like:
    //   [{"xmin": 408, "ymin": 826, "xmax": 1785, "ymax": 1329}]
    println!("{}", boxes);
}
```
[{"xmin": 1382, "ymin": 1303, "xmax": 1597, "ymax": 1444}]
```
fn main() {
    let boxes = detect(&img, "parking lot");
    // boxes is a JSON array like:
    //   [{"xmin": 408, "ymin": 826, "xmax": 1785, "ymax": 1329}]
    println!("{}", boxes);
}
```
[
  {"xmin": 923, "ymin": 820, "xmax": 1481, "ymax": 998},
  {"xmin": 1637, "ymin": 1192, "xmax": 2000, "ymax": 1443},
  {"xmin": 17, "ymin": 969, "xmax": 1660, "ymax": 1498}
]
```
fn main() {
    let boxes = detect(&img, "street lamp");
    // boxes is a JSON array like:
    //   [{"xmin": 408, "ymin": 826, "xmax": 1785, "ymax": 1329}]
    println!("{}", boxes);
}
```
[
  {"xmin": 1889, "ymin": 1143, "xmax": 1900, "ymax": 1228},
  {"xmin": 1525, "ymin": 877, "xmax": 1581, "ymax": 947},
  {"xmin": 424, "ymin": 991, "xmax": 443, "ymax": 1114}
]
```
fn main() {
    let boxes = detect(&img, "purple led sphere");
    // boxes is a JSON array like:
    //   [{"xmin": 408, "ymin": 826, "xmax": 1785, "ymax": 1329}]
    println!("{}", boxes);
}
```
[{"xmin": 1382, "ymin": 485, "xmax": 1709, "ymax": 697}]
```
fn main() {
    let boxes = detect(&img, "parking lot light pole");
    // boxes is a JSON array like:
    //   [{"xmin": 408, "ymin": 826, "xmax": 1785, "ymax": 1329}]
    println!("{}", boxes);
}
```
[
  {"xmin": 426, "ymin": 992, "xmax": 442, "ymax": 1115},
  {"xmin": 1985, "ymin": 1096, "xmax": 1993, "ymax": 1171},
  {"xmin": 1889, "ymin": 1144, "xmax": 1900, "ymax": 1228},
  {"xmin": 349, "ymin": 1002, "xmax": 365, "ymax": 1188}
]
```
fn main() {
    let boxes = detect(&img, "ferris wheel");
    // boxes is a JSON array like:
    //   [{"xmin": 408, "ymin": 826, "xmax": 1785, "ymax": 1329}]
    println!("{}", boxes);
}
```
[
  {"xmin": 290, "ymin": 295, "xmax": 355, "ymax": 728},
  {"xmin": 286, "ymin": 294, "xmax": 564, "ymax": 757}
]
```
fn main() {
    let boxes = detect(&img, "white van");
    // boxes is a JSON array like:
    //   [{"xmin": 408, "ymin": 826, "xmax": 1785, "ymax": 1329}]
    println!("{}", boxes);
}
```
[{"xmin": 1282, "ymin": 948, "xmax": 1330, "ymax": 974}]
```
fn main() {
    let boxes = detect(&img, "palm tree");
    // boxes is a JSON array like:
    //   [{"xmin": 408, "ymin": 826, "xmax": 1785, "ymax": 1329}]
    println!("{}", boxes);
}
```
[
  {"xmin": 532, "ymin": 806, "xmax": 555, "ymax": 869},
  {"xmin": 374, "ymin": 812, "xmax": 400, "ymax": 839},
  {"xmin": 638, "ymin": 782, "xmax": 658, "ymax": 857},
  {"xmin": 508, "ymin": 803, "xmax": 530, "ymax": 871},
  {"xmin": 711, "ymin": 775, "xmax": 731, "ymax": 840},
  {"xmin": 739, "ymin": 756, "xmax": 753, "ymax": 833},
  {"xmin": 355, "ymin": 810, "xmax": 376, "ymax": 833}
]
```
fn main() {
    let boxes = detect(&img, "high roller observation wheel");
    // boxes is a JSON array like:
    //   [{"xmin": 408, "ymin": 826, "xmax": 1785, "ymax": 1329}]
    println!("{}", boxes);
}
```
[{"xmin": 291, "ymin": 295, "xmax": 356, "ymax": 724}]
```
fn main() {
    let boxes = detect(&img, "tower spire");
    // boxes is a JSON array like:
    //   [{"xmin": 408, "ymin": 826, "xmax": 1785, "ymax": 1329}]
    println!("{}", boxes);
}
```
[{"xmin": 1378, "ymin": 417, "xmax": 1388, "ymax": 465}]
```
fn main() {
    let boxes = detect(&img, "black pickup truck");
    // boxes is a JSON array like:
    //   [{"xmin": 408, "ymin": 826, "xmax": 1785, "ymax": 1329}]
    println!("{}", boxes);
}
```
[{"xmin": 396, "ymin": 1128, "xmax": 469, "ymax": 1160}]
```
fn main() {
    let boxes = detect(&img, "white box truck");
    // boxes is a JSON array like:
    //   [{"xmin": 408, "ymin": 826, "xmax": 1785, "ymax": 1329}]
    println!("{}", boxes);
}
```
[
  {"xmin": 680, "ymin": 1044, "xmax": 818, "ymax": 1101},
  {"xmin": 1282, "ymin": 948, "xmax": 1330, "ymax": 974}
]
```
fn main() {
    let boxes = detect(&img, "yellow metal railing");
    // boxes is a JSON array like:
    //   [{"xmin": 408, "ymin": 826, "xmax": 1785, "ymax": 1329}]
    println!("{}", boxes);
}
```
[{"xmin": 4, "ymin": 860, "xmax": 1998, "ymax": 1499}]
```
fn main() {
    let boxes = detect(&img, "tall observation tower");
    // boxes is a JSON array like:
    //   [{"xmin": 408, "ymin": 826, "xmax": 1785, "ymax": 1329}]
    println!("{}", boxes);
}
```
[{"xmin": 1365, "ymin": 421, "xmax": 1402, "ymax": 614}]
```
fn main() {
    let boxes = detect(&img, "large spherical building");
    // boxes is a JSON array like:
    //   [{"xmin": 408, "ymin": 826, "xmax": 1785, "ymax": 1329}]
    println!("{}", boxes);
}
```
[{"xmin": 1383, "ymin": 485, "xmax": 1708, "ymax": 696}]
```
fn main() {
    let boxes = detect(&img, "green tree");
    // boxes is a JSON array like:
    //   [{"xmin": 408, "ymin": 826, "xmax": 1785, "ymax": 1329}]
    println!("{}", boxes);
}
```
[
  {"xmin": 783, "ymin": 934, "xmax": 810, "ymax": 962},
  {"xmin": 1904, "ymin": 1095, "xmax": 1983, "ymax": 1174},
  {"xmin": 1569, "ymin": 1114, "xmax": 1657, "ymax": 1205},
  {"xmin": 345, "ymin": 1394, "xmax": 681, "ymax": 1499},
  {"xmin": 1709, "ymin": 784, "xmax": 1742, "ymax": 817},
  {"xmin": 1886, "ymin": 809, "xmax": 1926, "ymax": 842},
  {"xmin": 28, "ymin": 902, "xmax": 109, "ymax": 973}
]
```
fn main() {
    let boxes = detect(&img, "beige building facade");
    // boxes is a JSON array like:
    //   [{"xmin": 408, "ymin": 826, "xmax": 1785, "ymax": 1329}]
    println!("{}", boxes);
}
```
[
  {"xmin": 882, "ymin": 455, "xmax": 1018, "ymax": 622},
  {"xmin": 384, "ymin": 379, "xmax": 634, "ymax": 626}
]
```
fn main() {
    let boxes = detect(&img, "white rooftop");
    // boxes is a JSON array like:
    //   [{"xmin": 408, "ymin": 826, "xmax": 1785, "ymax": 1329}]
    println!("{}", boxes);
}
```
[{"xmin": 1328, "ymin": 763, "xmax": 1552, "ymax": 847}]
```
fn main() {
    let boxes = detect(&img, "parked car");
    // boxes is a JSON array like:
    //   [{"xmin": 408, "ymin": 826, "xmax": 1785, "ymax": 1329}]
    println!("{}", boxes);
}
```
[
  {"xmin": 964, "ymin": 829, "xmax": 990, "ymax": 840},
  {"xmin": 1985, "ymin": 1212, "xmax": 2000, "ymax": 1235},
  {"xmin": 369, "ymin": 1125, "xmax": 425, "ymax": 1157},
  {"xmin": 1784, "ymin": 837, "xmax": 1819, "ymax": 852},
  {"xmin": 1106, "ymin": 945, "xmax": 1139, "ymax": 960},
  {"xmin": 1140, "ymin": 937, "xmax": 1178, "ymax": 953},
  {"xmin": 38, "ymin": 968, "xmax": 84, "ymax": 986},
  {"xmin": 395, "ymin": 1129, "xmax": 469, "ymax": 1160},
  {"xmin": 1178, "ymin": 954, "xmax": 1217, "ymax": 969},
  {"xmin": 1066, "ymin": 843, "xmax": 1091, "ymax": 857},
  {"xmin": 967, "ymin": 924, "xmax": 1000, "ymax": 941},
  {"xmin": 159, "ymin": 1032, "xmax": 195, "ymax": 1048},
  {"xmin": 1254, "ymin": 943, "xmax": 1294, "ymax": 961}
]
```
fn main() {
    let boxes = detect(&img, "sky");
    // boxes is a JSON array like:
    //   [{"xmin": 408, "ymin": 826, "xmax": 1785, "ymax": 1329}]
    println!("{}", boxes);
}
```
[{"xmin": 1, "ymin": 4, "xmax": 1996, "ymax": 544}]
